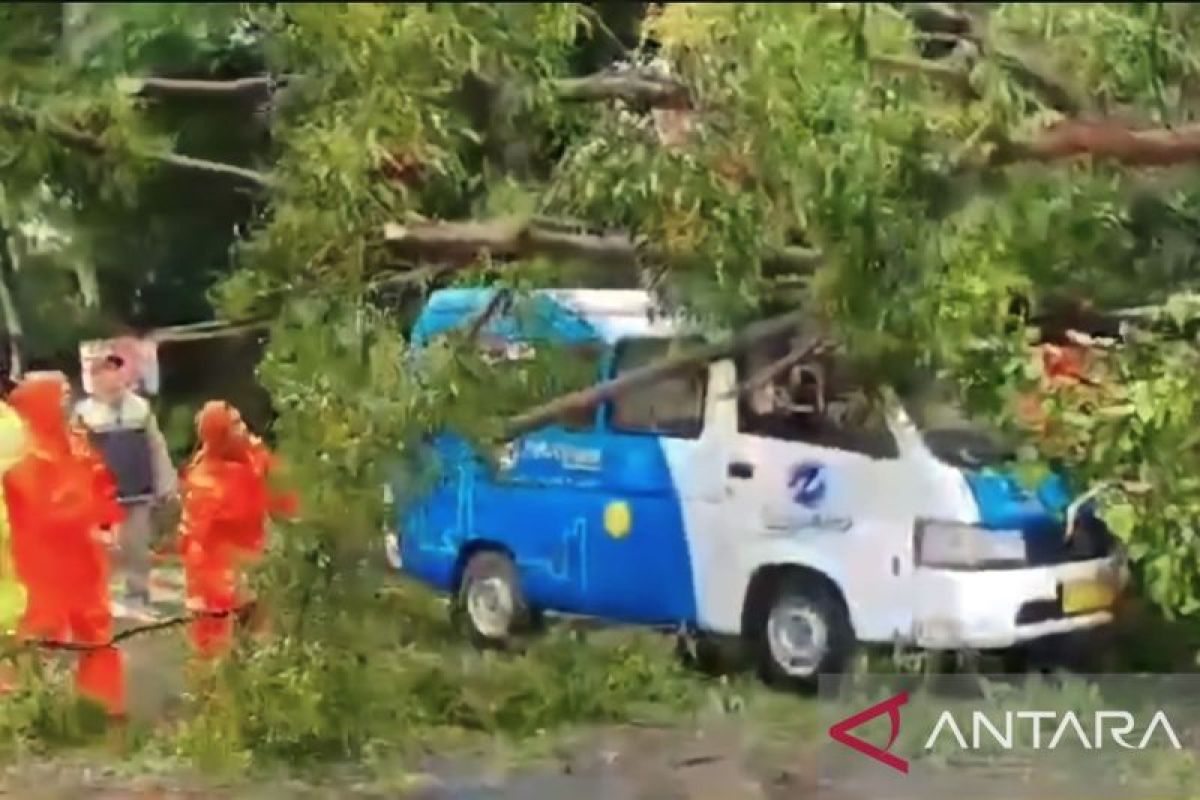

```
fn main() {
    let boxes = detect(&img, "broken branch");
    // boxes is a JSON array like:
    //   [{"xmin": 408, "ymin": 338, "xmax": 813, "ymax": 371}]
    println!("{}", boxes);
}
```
[
  {"xmin": 0, "ymin": 106, "xmax": 275, "ymax": 188},
  {"xmin": 383, "ymin": 218, "xmax": 822, "ymax": 273},
  {"xmin": 505, "ymin": 310, "xmax": 810, "ymax": 437},
  {"xmin": 132, "ymin": 75, "xmax": 286, "ymax": 99},
  {"xmin": 126, "ymin": 69, "xmax": 690, "ymax": 109},
  {"xmin": 383, "ymin": 218, "xmax": 640, "ymax": 267},
  {"xmin": 464, "ymin": 289, "xmax": 513, "ymax": 341},
  {"xmin": 1001, "ymin": 120, "xmax": 1200, "ymax": 167},
  {"xmin": 731, "ymin": 336, "xmax": 831, "ymax": 399},
  {"xmin": 556, "ymin": 71, "xmax": 690, "ymax": 108}
]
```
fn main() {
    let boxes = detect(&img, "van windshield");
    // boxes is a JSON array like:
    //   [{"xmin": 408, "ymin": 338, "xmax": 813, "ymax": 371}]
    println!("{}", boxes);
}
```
[{"xmin": 900, "ymin": 378, "xmax": 1014, "ymax": 469}]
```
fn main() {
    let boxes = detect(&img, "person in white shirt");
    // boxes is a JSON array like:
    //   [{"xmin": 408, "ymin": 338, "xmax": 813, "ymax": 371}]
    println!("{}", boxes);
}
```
[{"xmin": 73, "ymin": 354, "xmax": 176, "ymax": 618}]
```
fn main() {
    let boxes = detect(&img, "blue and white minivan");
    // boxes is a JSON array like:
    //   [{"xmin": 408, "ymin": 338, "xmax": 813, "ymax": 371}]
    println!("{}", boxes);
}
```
[{"xmin": 386, "ymin": 289, "xmax": 1125, "ymax": 689}]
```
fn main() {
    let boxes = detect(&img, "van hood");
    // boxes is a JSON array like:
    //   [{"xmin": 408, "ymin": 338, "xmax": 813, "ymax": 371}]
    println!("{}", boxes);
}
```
[
  {"xmin": 960, "ymin": 467, "xmax": 1117, "ymax": 566},
  {"xmin": 964, "ymin": 468, "xmax": 1072, "ymax": 534}
]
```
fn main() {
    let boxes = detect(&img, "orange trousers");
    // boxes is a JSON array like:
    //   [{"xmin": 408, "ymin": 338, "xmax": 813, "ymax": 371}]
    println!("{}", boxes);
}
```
[
  {"xmin": 19, "ymin": 576, "xmax": 124, "ymax": 717},
  {"xmin": 184, "ymin": 543, "xmax": 268, "ymax": 659}
]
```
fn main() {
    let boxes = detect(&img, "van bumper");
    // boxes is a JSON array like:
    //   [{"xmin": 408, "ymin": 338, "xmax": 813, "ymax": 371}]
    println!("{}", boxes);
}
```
[{"xmin": 911, "ymin": 555, "xmax": 1125, "ymax": 650}]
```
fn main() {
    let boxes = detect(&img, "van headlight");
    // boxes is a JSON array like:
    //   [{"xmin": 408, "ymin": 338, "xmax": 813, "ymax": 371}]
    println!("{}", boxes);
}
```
[{"xmin": 915, "ymin": 520, "xmax": 1028, "ymax": 570}]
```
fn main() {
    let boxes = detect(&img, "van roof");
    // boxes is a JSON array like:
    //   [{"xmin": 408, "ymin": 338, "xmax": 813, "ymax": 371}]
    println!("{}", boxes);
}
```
[{"xmin": 411, "ymin": 288, "xmax": 696, "ymax": 345}]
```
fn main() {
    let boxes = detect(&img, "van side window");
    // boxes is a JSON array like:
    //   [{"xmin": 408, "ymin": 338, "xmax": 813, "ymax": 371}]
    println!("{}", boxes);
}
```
[
  {"xmin": 610, "ymin": 338, "xmax": 706, "ymax": 439},
  {"xmin": 475, "ymin": 337, "xmax": 604, "ymax": 432},
  {"xmin": 551, "ymin": 343, "xmax": 605, "ymax": 431},
  {"xmin": 735, "ymin": 350, "xmax": 898, "ymax": 459}
]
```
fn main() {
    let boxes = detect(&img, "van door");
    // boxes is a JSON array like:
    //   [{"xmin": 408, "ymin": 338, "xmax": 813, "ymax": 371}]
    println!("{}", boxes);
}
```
[
  {"xmin": 718, "ymin": 353, "xmax": 919, "ymax": 643},
  {"xmin": 582, "ymin": 337, "xmax": 713, "ymax": 626},
  {"xmin": 469, "ymin": 340, "xmax": 607, "ymax": 616}
]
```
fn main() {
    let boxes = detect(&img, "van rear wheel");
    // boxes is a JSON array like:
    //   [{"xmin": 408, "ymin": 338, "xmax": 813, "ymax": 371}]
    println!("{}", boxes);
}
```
[
  {"xmin": 455, "ymin": 551, "xmax": 531, "ymax": 649},
  {"xmin": 755, "ymin": 573, "xmax": 854, "ymax": 693}
]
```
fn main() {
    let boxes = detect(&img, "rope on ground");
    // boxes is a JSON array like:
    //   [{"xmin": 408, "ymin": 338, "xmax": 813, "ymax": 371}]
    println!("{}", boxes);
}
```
[{"xmin": 0, "ymin": 603, "xmax": 256, "ymax": 660}]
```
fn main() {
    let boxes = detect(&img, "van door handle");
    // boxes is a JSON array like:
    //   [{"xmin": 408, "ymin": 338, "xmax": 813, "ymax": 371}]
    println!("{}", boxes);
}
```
[{"xmin": 728, "ymin": 461, "xmax": 754, "ymax": 479}]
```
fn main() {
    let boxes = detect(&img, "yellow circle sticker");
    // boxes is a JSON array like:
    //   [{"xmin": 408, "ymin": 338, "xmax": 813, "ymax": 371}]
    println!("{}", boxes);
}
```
[{"xmin": 604, "ymin": 500, "xmax": 632, "ymax": 539}]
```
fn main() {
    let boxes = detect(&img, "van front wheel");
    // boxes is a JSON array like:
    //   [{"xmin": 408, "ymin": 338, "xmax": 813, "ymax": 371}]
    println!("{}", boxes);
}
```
[
  {"xmin": 455, "ymin": 551, "xmax": 531, "ymax": 649},
  {"xmin": 755, "ymin": 574, "xmax": 853, "ymax": 692}
]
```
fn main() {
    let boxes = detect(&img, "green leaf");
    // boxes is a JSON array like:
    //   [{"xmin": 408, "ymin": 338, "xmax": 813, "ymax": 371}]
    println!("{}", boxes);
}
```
[{"xmin": 1102, "ymin": 502, "xmax": 1137, "ymax": 540}]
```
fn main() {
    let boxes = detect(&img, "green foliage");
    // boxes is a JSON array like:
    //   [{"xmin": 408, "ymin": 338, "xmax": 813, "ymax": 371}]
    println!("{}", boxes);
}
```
[
  {"xmin": 212, "ymin": 5, "xmax": 1200, "ymax": 767},
  {"xmin": 166, "ymin": 581, "xmax": 702, "ymax": 774},
  {"xmin": 0, "ymin": 656, "xmax": 110, "ymax": 757},
  {"xmin": 9, "ymin": 0, "xmax": 1200, "ymax": 775},
  {"xmin": 0, "ymin": 2, "xmax": 264, "ymax": 363}
]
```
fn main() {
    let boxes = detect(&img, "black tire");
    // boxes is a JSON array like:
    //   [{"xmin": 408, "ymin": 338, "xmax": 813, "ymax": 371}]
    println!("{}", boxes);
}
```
[
  {"xmin": 754, "ymin": 572, "xmax": 854, "ymax": 693},
  {"xmin": 454, "ymin": 550, "xmax": 531, "ymax": 649}
]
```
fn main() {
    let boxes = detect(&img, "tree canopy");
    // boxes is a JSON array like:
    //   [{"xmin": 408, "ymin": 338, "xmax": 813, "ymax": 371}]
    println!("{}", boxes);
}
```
[
  {"xmin": 221, "ymin": 2, "xmax": 1200, "ymax": 614},
  {"xmin": 6, "ymin": 0, "xmax": 1200, "ymax": 767}
]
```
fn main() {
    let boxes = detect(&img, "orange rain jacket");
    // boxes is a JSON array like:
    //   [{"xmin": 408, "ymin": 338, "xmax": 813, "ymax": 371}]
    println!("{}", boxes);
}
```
[
  {"xmin": 178, "ymin": 401, "xmax": 295, "ymax": 657},
  {"xmin": 3, "ymin": 374, "xmax": 125, "ymax": 715}
]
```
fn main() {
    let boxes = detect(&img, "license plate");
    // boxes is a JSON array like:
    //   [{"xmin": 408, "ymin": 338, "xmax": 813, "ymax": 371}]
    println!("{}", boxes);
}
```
[{"xmin": 1062, "ymin": 578, "xmax": 1117, "ymax": 614}]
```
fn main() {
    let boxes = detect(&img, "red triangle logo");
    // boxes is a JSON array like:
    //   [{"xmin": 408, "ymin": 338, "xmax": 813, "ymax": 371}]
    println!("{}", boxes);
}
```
[{"xmin": 828, "ymin": 691, "xmax": 910, "ymax": 774}]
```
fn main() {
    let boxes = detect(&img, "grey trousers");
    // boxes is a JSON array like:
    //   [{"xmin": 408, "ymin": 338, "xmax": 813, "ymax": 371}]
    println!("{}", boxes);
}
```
[{"xmin": 117, "ymin": 501, "xmax": 155, "ymax": 602}]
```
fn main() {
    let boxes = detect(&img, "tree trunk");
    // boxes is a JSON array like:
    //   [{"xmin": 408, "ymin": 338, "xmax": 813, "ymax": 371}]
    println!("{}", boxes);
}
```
[{"xmin": 0, "ymin": 226, "xmax": 27, "ymax": 380}]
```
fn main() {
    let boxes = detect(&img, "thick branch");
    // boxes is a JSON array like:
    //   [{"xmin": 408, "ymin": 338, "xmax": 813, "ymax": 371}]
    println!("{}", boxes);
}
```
[
  {"xmin": 383, "ymin": 218, "xmax": 822, "ymax": 273},
  {"xmin": 150, "ymin": 319, "xmax": 272, "ymax": 343},
  {"xmin": 151, "ymin": 150, "xmax": 275, "ymax": 186},
  {"xmin": 556, "ymin": 72, "xmax": 690, "ymax": 108},
  {"xmin": 384, "ymin": 218, "xmax": 638, "ymax": 267},
  {"xmin": 133, "ymin": 75, "xmax": 281, "ymax": 99},
  {"xmin": 1002, "ymin": 121, "xmax": 1200, "ymax": 167},
  {"xmin": 0, "ymin": 106, "xmax": 275, "ymax": 188},
  {"xmin": 505, "ymin": 310, "xmax": 810, "ymax": 437},
  {"xmin": 128, "ymin": 68, "xmax": 690, "ymax": 109}
]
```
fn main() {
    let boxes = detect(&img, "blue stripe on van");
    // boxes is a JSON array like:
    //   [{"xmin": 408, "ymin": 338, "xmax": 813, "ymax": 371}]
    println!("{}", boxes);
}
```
[
  {"xmin": 401, "ymin": 289, "xmax": 698, "ymax": 627},
  {"xmin": 399, "ymin": 429, "xmax": 699, "ymax": 626},
  {"xmin": 963, "ymin": 468, "xmax": 1082, "ymax": 569}
]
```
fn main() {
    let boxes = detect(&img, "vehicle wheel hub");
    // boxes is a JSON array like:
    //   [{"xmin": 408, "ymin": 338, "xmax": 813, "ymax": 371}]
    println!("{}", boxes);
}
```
[
  {"xmin": 466, "ymin": 576, "xmax": 514, "ymax": 639},
  {"xmin": 766, "ymin": 598, "xmax": 828, "ymax": 678}
]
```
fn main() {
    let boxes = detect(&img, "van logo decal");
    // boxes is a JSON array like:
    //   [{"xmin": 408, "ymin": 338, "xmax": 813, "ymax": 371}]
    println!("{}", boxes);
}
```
[
  {"xmin": 604, "ymin": 500, "xmax": 632, "ymax": 539},
  {"xmin": 789, "ymin": 462, "xmax": 827, "ymax": 508}
]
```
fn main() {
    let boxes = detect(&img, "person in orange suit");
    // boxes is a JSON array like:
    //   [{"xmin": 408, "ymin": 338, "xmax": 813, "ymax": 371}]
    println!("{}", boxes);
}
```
[
  {"xmin": 4, "ymin": 372, "xmax": 126, "ymax": 717},
  {"xmin": 179, "ymin": 401, "xmax": 295, "ymax": 658}
]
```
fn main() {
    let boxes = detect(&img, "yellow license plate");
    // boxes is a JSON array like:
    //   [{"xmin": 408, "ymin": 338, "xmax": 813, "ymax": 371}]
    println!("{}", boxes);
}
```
[{"xmin": 1062, "ymin": 579, "xmax": 1117, "ymax": 615}]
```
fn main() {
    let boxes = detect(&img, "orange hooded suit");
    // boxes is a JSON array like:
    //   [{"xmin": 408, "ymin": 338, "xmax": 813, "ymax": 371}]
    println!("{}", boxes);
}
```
[
  {"xmin": 179, "ymin": 401, "xmax": 295, "ymax": 657},
  {"xmin": 4, "ymin": 373, "xmax": 125, "ymax": 715}
]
